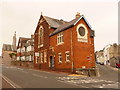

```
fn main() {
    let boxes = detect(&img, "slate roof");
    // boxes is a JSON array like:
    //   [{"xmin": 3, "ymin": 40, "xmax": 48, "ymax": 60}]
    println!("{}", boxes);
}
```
[
  {"xmin": 26, "ymin": 39, "xmax": 34, "ymax": 46},
  {"xmin": 17, "ymin": 37, "xmax": 31, "ymax": 48},
  {"xmin": 43, "ymin": 16, "xmax": 67, "ymax": 29},
  {"xmin": 49, "ymin": 15, "xmax": 92, "ymax": 36},
  {"xmin": 2, "ymin": 44, "xmax": 12, "ymax": 51}
]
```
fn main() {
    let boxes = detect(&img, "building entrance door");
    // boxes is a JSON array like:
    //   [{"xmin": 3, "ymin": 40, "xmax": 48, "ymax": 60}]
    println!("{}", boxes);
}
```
[{"xmin": 50, "ymin": 56, "xmax": 54, "ymax": 69}]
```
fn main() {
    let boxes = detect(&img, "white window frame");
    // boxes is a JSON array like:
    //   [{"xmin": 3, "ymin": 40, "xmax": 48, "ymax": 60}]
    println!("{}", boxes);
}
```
[
  {"xmin": 17, "ymin": 48, "xmax": 20, "ymax": 53},
  {"xmin": 40, "ymin": 52, "xmax": 43, "ymax": 63},
  {"xmin": 58, "ymin": 53, "xmax": 62, "ymax": 63},
  {"xmin": 26, "ymin": 56, "xmax": 29, "ymax": 61},
  {"xmin": 21, "ymin": 56, "xmax": 25, "ymax": 61},
  {"xmin": 38, "ymin": 26, "xmax": 44, "ymax": 48},
  {"xmin": 65, "ymin": 51, "xmax": 70, "ymax": 62},
  {"xmin": 57, "ymin": 32, "xmax": 64, "ymax": 45},
  {"xmin": 76, "ymin": 24, "xmax": 88, "ymax": 42},
  {"xmin": 35, "ymin": 56, "xmax": 38, "ymax": 64},
  {"xmin": 31, "ymin": 46, "xmax": 34, "ymax": 51},
  {"xmin": 21, "ymin": 47, "xmax": 25, "ymax": 52},
  {"xmin": 29, "ymin": 55, "xmax": 32, "ymax": 61},
  {"xmin": 44, "ymin": 50, "xmax": 47, "ymax": 63},
  {"xmin": 17, "ymin": 56, "xmax": 20, "ymax": 61}
]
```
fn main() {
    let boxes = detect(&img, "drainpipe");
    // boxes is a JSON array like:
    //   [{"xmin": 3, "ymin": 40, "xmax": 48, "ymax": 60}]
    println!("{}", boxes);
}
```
[
  {"xmin": 20, "ymin": 47, "xmax": 21, "ymax": 66},
  {"xmin": 71, "ymin": 29, "xmax": 75, "ymax": 73}
]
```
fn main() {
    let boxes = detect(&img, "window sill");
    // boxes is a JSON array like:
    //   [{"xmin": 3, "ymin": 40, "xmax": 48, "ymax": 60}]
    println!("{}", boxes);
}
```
[
  {"xmin": 65, "ymin": 60, "xmax": 70, "ymax": 63},
  {"xmin": 58, "ymin": 61, "xmax": 62, "ymax": 64},
  {"xmin": 44, "ymin": 61, "xmax": 47, "ymax": 63},
  {"xmin": 38, "ymin": 44, "xmax": 43, "ymax": 48},
  {"xmin": 57, "ymin": 42, "xmax": 64, "ymax": 46}
]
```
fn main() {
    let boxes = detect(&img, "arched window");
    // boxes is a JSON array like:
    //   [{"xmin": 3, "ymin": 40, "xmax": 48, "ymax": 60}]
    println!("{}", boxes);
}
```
[{"xmin": 38, "ymin": 25, "xmax": 44, "ymax": 48}]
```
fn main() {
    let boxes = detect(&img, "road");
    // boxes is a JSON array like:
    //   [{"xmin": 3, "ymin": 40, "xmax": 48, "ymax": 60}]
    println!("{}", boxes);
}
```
[
  {"xmin": 96, "ymin": 64, "xmax": 119, "ymax": 81},
  {"xmin": 1, "ymin": 61, "xmax": 120, "ymax": 88},
  {"xmin": 2, "ymin": 64, "xmax": 83, "ymax": 88}
]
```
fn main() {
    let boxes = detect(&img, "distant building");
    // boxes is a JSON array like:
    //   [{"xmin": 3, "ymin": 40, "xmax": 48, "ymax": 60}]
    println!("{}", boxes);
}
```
[
  {"xmin": 109, "ymin": 56, "xmax": 120, "ymax": 67},
  {"xmin": 95, "ymin": 50, "xmax": 104, "ymax": 64},
  {"xmin": 2, "ymin": 32, "xmax": 17, "ymax": 65},
  {"xmin": 16, "ymin": 35, "xmax": 34, "ymax": 68},
  {"xmin": 103, "ymin": 44, "xmax": 111, "ymax": 65},
  {"xmin": 95, "ymin": 43, "xmax": 120, "ymax": 66},
  {"xmin": 34, "ymin": 13, "xmax": 95, "ymax": 73}
]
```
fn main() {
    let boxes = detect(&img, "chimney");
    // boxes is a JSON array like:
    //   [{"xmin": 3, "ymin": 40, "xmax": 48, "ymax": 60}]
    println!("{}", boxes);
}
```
[
  {"xmin": 75, "ymin": 12, "xmax": 80, "ymax": 18},
  {"xmin": 31, "ymin": 34, "xmax": 34, "ymax": 39}
]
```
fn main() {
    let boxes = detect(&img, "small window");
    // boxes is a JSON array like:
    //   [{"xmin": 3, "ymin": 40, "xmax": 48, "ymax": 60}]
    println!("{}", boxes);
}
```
[
  {"xmin": 40, "ymin": 52, "xmax": 43, "ymax": 63},
  {"xmin": 58, "ymin": 53, "xmax": 62, "ymax": 63},
  {"xmin": 44, "ymin": 50, "xmax": 47, "ymax": 63},
  {"xmin": 35, "ymin": 56, "xmax": 38, "ymax": 64},
  {"xmin": 65, "ymin": 51, "xmax": 70, "ymax": 62},
  {"xmin": 78, "ymin": 27, "xmax": 85, "ymax": 36},
  {"xmin": 57, "ymin": 32, "xmax": 64, "ymax": 45}
]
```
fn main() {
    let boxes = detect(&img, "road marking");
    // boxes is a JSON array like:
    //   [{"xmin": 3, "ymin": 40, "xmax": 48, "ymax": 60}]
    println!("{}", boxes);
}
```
[
  {"xmin": 57, "ymin": 79, "xmax": 89, "ymax": 88},
  {"xmin": 32, "ymin": 73, "xmax": 48, "ymax": 79},
  {"xmin": 68, "ymin": 74, "xmax": 86, "ymax": 77},
  {"xmin": 2, "ymin": 75, "xmax": 22, "ymax": 88}
]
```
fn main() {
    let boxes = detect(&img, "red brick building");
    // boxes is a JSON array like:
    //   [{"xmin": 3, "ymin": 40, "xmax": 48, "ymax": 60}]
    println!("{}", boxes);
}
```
[{"xmin": 34, "ymin": 13, "xmax": 95, "ymax": 73}]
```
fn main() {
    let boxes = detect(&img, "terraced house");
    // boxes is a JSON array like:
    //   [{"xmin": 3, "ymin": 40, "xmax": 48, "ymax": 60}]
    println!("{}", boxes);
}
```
[
  {"xmin": 17, "ymin": 35, "xmax": 34, "ymax": 68},
  {"xmin": 34, "ymin": 13, "xmax": 95, "ymax": 73}
]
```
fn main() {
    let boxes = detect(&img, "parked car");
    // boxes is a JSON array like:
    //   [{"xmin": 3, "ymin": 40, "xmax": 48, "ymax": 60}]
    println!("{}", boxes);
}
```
[{"xmin": 116, "ymin": 63, "xmax": 120, "ymax": 68}]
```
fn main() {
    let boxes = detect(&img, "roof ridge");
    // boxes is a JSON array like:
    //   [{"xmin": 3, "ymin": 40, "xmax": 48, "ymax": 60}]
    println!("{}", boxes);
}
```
[
  {"xmin": 44, "ymin": 16, "xmax": 61, "ymax": 21},
  {"xmin": 19, "ymin": 37, "xmax": 31, "ymax": 39}
]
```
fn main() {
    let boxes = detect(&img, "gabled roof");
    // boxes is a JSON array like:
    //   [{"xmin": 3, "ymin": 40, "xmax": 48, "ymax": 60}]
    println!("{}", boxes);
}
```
[
  {"xmin": 49, "ymin": 15, "xmax": 92, "ymax": 36},
  {"xmin": 43, "ymin": 16, "xmax": 67, "ymax": 29},
  {"xmin": 17, "ymin": 37, "xmax": 31, "ymax": 48},
  {"xmin": 19, "ymin": 37, "xmax": 31, "ymax": 42}
]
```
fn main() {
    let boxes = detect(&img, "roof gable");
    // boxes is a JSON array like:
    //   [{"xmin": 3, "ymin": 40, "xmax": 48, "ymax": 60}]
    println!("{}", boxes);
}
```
[
  {"xmin": 34, "ymin": 15, "xmax": 67, "ymax": 34},
  {"xmin": 17, "ymin": 37, "xmax": 31, "ymax": 48},
  {"xmin": 43, "ymin": 16, "xmax": 65, "ymax": 29},
  {"xmin": 74, "ymin": 15, "xmax": 92, "ymax": 29}
]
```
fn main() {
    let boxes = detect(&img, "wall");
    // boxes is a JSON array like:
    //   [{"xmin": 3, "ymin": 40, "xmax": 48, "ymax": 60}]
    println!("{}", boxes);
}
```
[{"xmin": 50, "ymin": 18, "xmax": 95, "ymax": 72}]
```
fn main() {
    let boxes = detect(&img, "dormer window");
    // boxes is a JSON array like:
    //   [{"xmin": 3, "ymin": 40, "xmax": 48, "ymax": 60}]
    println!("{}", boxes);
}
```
[{"xmin": 38, "ymin": 25, "xmax": 44, "ymax": 48}]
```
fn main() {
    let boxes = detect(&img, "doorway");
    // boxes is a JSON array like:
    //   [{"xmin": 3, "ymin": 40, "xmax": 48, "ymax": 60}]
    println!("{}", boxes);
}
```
[{"xmin": 50, "ymin": 56, "xmax": 54, "ymax": 69}]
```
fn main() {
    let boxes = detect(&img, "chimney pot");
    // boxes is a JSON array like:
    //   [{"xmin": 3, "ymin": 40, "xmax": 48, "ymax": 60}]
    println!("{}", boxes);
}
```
[{"xmin": 76, "ymin": 12, "xmax": 80, "ymax": 18}]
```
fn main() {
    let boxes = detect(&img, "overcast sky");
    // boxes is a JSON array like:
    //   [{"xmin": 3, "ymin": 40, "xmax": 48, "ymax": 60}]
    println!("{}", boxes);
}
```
[{"xmin": 0, "ymin": 0, "xmax": 119, "ymax": 55}]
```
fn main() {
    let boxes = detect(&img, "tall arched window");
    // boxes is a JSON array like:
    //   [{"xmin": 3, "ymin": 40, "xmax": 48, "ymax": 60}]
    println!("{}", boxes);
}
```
[{"xmin": 38, "ymin": 25, "xmax": 44, "ymax": 48}]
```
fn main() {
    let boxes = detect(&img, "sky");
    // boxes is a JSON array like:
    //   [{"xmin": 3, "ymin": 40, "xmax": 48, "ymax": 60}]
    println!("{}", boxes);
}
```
[{"xmin": 0, "ymin": 0, "xmax": 119, "ymax": 55}]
